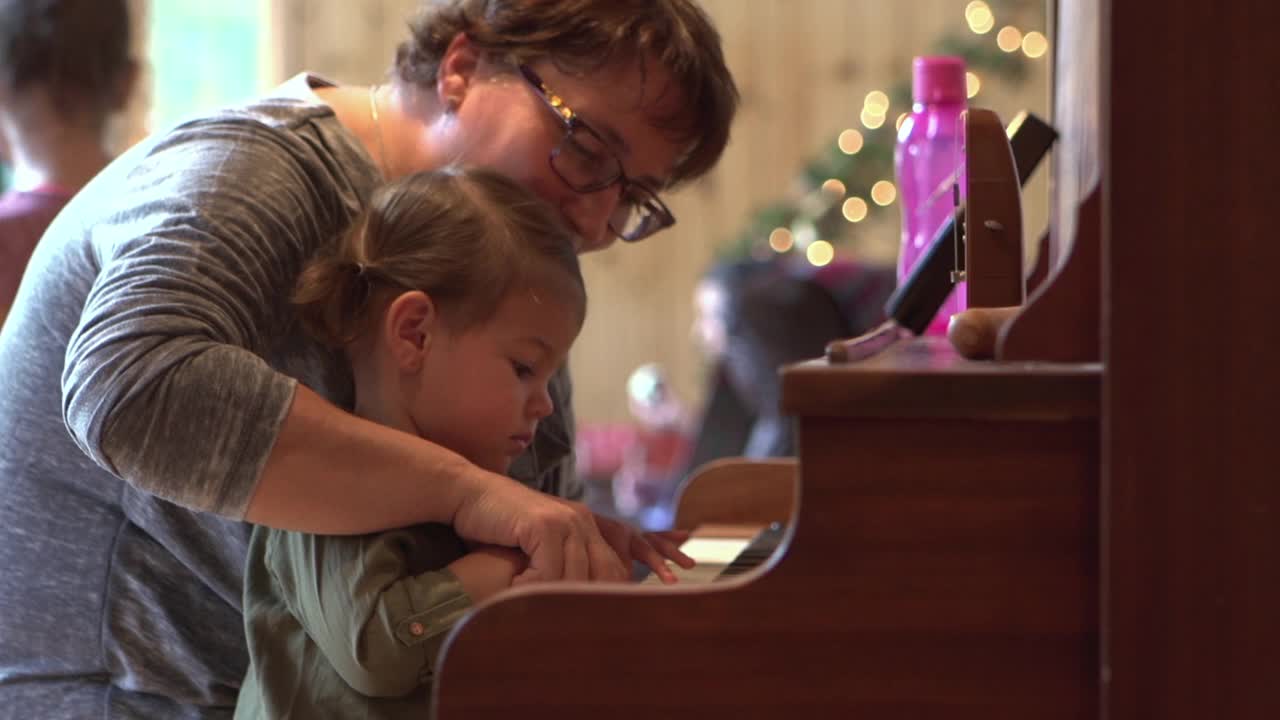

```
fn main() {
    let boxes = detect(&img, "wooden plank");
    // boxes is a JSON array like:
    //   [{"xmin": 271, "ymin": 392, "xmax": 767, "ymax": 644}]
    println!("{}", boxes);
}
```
[
  {"xmin": 673, "ymin": 456, "xmax": 797, "ymax": 528},
  {"xmin": 1102, "ymin": 0, "xmax": 1280, "ymax": 717},
  {"xmin": 783, "ymin": 337, "xmax": 1101, "ymax": 420}
]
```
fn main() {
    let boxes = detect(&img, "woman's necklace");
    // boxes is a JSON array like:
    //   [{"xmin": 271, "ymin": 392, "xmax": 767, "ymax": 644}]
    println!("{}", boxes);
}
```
[{"xmin": 367, "ymin": 84, "xmax": 389, "ymax": 179}]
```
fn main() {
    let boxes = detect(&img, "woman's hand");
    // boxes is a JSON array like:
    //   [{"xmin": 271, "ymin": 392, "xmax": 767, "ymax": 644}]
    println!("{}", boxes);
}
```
[
  {"xmin": 449, "ymin": 466, "xmax": 694, "ymax": 585},
  {"xmin": 451, "ymin": 472, "xmax": 630, "ymax": 584}
]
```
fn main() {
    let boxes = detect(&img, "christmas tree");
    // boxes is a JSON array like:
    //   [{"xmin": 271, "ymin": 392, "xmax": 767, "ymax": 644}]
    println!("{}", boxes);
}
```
[{"xmin": 721, "ymin": 0, "xmax": 1049, "ymax": 267}]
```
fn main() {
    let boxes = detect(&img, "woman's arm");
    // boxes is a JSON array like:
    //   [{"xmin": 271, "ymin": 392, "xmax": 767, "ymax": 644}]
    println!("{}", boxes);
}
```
[
  {"xmin": 251, "ymin": 385, "xmax": 623, "ymax": 584},
  {"xmin": 57, "ymin": 118, "xmax": 623, "ymax": 580},
  {"xmin": 246, "ymin": 385, "xmax": 485, "ymax": 534},
  {"xmin": 62, "ymin": 118, "xmax": 365, "ymax": 517}
]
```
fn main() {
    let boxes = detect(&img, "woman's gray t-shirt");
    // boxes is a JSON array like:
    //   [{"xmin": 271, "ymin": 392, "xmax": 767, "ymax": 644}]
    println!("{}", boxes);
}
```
[{"xmin": 0, "ymin": 74, "xmax": 577, "ymax": 720}]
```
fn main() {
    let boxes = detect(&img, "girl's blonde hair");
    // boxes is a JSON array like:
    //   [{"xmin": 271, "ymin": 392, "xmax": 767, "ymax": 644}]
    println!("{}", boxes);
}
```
[{"xmin": 294, "ymin": 166, "xmax": 584, "ymax": 347}]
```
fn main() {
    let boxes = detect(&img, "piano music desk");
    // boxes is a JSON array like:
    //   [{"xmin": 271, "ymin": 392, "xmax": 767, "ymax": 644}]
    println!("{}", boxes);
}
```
[{"xmin": 433, "ymin": 337, "xmax": 1101, "ymax": 719}]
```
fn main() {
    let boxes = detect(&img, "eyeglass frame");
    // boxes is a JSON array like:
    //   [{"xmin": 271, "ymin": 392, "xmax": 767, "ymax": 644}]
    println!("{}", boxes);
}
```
[{"xmin": 516, "ymin": 64, "xmax": 676, "ymax": 243}]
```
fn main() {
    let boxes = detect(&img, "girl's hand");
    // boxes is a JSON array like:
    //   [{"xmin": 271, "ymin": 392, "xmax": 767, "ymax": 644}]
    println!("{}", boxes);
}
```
[
  {"xmin": 449, "ymin": 545, "xmax": 529, "ymax": 602},
  {"xmin": 589, "ymin": 515, "xmax": 696, "ymax": 584}
]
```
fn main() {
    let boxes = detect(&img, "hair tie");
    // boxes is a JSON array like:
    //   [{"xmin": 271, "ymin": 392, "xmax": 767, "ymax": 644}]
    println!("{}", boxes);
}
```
[{"xmin": 349, "ymin": 261, "xmax": 373, "ymax": 309}]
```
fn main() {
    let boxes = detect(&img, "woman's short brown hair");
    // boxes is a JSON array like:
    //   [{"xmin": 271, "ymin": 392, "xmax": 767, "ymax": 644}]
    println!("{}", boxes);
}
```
[
  {"xmin": 294, "ymin": 166, "xmax": 585, "ymax": 348},
  {"xmin": 393, "ymin": 0, "xmax": 739, "ymax": 188}
]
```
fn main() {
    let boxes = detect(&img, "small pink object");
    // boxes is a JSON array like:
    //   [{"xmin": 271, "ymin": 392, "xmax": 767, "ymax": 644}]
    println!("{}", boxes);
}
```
[
  {"xmin": 896, "ymin": 56, "xmax": 969, "ymax": 336},
  {"xmin": 911, "ymin": 56, "xmax": 967, "ymax": 104}
]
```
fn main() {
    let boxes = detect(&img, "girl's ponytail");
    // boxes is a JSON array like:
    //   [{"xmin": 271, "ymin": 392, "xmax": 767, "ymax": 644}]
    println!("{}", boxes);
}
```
[{"xmin": 293, "ymin": 222, "xmax": 380, "ymax": 348}]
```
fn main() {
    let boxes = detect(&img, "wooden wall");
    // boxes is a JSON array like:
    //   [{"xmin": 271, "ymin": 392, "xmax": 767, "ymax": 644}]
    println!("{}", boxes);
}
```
[
  {"xmin": 574, "ymin": 0, "xmax": 1049, "ymax": 424},
  {"xmin": 576, "ymin": 0, "xmax": 1049, "ymax": 423},
  {"xmin": 184, "ymin": 0, "xmax": 1051, "ymax": 425}
]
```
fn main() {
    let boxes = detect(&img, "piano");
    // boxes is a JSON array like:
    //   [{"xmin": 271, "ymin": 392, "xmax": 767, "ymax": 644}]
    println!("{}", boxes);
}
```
[
  {"xmin": 430, "ymin": 0, "xmax": 1280, "ymax": 716},
  {"xmin": 432, "ymin": 338, "xmax": 1099, "ymax": 719}
]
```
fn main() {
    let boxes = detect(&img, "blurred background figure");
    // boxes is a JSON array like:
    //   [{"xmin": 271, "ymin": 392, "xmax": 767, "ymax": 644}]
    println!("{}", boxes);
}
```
[
  {"xmin": 612, "ymin": 363, "xmax": 693, "ymax": 527},
  {"xmin": 577, "ymin": 363, "xmax": 693, "ymax": 528},
  {"xmin": 0, "ymin": 0, "xmax": 138, "ymax": 323},
  {"xmin": 581, "ymin": 256, "xmax": 890, "ymax": 520},
  {"xmin": 682, "ymin": 256, "xmax": 896, "ymax": 471},
  {"xmin": 578, "ymin": 256, "xmax": 895, "ymax": 526}
]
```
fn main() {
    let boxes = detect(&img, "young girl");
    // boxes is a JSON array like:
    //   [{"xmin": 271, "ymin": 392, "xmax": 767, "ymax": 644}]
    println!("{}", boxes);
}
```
[{"xmin": 235, "ymin": 167, "xmax": 686, "ymax": 719}]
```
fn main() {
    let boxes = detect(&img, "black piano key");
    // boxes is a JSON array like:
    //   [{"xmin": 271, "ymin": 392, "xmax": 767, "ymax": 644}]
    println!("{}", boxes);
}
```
[{"xmin": 715, "ymin": 522, "xmax": 785, "ymax": 579}]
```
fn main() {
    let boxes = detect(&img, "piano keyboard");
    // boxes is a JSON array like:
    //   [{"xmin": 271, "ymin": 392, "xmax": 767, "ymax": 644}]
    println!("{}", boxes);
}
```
[{"xmin": 640, "ymin": 522, "xmax": 785, "ymax": 585}]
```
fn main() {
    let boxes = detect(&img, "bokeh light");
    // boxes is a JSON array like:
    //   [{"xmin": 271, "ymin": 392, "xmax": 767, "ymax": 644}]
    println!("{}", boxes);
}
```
[
  {"xmin": 838, "ymin": 128, "xmax": 865, "ymax": 154},
  {"xmin": 864, "ymin": 90, "xmax": 890, "ymax": 115},
  {"xmin": 871, "ymin": 180, "xmax": 897, "ymax": 206},
  {"xmin": 965, "ymin": 1, "xmax": 994, "ymax": 34},
  {"xmin": 806, "ymin": 240, "xmax": 835, "ymax": 267},
  {"xmin": 1022, "ymin": 31, "xmax": 1049, "ymax": 58},
  {"xmin": 768, "ymin": 227, "xmax": 794, "ymax": 253},
  {"xmin": 821, "ymin": 178, "xmax": 847, "ymax": 198},
  {"xmin": 842, "ymin": 197, "xmax": 869, "ymax": 223},
  {"xmin": 996, "ymin": 25, "xmax": 1023, "ymax": 52}
]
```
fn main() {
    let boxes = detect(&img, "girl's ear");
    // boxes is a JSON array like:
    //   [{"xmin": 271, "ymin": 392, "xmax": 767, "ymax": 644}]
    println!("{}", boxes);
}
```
[
  {"xmin": 436, "ymin": 32, "xmax": 481, "ymax": 111},
  {"xmin": 383, "ymin": 290, "xmax": 438, "ymax": 372}
]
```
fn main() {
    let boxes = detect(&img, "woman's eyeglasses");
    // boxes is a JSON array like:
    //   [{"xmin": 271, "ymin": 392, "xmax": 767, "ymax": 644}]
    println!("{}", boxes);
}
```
[{"xmin": 517, "ymin": 64, "xmax": 676, "ymax": 243}]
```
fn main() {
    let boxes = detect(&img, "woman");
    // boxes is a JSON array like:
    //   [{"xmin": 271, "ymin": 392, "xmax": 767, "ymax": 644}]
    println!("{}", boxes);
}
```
[{"xmin": 0, "ymin": 1, "xmax": 738, "ymax": 717}]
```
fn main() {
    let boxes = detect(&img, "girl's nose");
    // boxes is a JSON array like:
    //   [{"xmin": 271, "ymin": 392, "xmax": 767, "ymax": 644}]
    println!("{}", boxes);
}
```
[{"xmin": 528, "ymin": 382, "xmax": 555, "ymax": 420}]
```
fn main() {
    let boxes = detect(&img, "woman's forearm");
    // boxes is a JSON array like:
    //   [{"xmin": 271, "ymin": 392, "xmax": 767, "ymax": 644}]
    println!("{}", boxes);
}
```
[
  {"xmin": 248, "ymin": 386, "xmax": 629, "ymax": 582},
  {"xmin": 245, "ymin": 384, "xmax": 483, "ymax": 534}
]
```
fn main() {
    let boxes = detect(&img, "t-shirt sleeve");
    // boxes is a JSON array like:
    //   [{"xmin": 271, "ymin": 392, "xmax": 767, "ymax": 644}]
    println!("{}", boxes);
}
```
[
  {"xmin": 264, "ymin": 525, "xmax": 473, "ymax": 698},
  {"xmin": 60, "ymin": 117, "xmax": 355, "ymax": 517}
]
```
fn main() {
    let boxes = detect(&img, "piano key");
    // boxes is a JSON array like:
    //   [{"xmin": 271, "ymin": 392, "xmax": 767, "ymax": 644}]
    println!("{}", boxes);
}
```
[
  {"xmin": 639, "ymin": 536, "xmax": 751, "ymax": 585},
  {"xmin": 639, "ymin": 522, "xmax": 784, "ymax": 585}
]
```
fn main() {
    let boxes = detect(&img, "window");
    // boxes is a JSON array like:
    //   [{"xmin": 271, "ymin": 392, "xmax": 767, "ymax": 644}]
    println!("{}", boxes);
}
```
[{"xmin": 148, "ymin": 1, "xmax": 271, "ymax": 130}]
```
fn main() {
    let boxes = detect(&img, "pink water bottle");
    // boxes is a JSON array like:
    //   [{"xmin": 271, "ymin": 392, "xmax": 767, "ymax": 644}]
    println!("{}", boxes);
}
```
[{"xmin": 895, "ymin": 56, "xmax": 968, "ymax": 336}]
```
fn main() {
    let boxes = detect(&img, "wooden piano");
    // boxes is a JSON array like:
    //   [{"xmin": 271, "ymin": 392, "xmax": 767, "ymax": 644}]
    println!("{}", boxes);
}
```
[
  {"xmin": 431, "ymin": 0, "xmax": 1279, "ymax": 717},
  {"xmin": 432, "ymin": 341, "xmax": 1099, "ymax": 719}
]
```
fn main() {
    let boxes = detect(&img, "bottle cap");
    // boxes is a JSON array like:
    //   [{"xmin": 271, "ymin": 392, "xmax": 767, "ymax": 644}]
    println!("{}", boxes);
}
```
[{"xmin": 912, "ymin": 56, "xmax": 967, "ymax": 104}]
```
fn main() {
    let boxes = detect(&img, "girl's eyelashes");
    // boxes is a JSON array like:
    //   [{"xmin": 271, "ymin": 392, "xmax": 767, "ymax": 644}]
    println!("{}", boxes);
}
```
[{"xmin": 511, "ymin": 360, "xmax": 535, "ymax": 379}]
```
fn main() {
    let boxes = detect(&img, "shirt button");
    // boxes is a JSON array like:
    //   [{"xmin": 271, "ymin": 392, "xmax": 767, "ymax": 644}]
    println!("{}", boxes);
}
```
[{"xmin": 409, "ymin": 622, "xmax": 426, "ymax": 637}]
